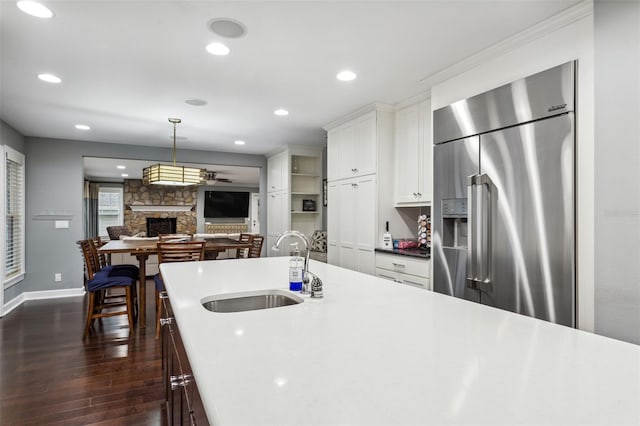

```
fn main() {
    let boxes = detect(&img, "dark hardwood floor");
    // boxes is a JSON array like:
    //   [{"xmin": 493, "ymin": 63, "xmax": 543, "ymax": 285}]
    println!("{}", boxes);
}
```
[{"xmin": 0, "ymin": 280, "xmax": 165, "ymax": 425}]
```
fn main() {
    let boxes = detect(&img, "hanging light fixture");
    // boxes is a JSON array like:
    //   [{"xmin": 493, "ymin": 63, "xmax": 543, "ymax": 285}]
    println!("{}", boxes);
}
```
[{"xmin": 143, "ymin": 118, "xmax": 206, "ymax": 186}]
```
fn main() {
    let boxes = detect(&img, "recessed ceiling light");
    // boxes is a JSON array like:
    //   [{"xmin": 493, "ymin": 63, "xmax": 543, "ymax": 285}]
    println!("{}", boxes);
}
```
[
  {"xmin": 37, "ymin": 73, "xmax": 61, "ymax": 83},
  {"xmin": 274, "ymin": 109, "xmax": 289, "ymax": 116},
  {"xmin": 208, "ymin": 18, "xmax": 247, "ymax": 38},
  {"xmin": 116, "ymin": 165, "xmax": 126, "ymax": 170},
  {"xmin": 185, "ymin": 98, "xmax": 207, "ymax": 106},
  {"xmin": 75, "ymin": 124, "xmax": 90, "ymax": 130},
  {"xmin": 17, "ymin": 1, "xmax": 54, "ymax": 18},
  {"xmin": 337, "ymin": 70, "xmax": 357, "ymax": 81},
  {"xmin": 206, "ymin": 42, "xmax": 230, "ymax": 56},
  {"xmin": 121, "ymin": 173, "xmax": 129, "ymax": 177},
  {"xmin": 234, "ymin": 140, "xmax": 245, "ymax": 145}
]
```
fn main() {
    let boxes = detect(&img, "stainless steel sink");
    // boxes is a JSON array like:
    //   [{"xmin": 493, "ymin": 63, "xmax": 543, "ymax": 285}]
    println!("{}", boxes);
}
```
[{"xmin": 201, "ymin": 290, "xmax": 303, "ymax": 313}]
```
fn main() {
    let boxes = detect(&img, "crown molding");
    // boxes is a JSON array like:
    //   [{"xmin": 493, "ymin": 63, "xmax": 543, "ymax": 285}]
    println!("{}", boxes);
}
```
[
  {"xmin": 394, "ymin": 91, "xmax": 431, "ymax": 111},
  {"xmin": 322, "ymin": 102, "xmax": 393, "ymax": 131},
  {"xmin": 419, "ymin": 1, "xmax": 593, "ymax": 89}
]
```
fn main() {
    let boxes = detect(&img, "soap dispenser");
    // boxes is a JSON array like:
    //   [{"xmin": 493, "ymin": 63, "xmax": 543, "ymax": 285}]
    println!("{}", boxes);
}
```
[{"xmin": 289, "ymin": 243, "xmax": 303, "ymax": 292}]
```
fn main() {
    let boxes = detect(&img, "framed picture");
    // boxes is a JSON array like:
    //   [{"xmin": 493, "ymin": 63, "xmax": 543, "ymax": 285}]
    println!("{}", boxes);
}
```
[
  {"xmin": 323, "ymin": 178, "xmax": 328, "ymax": 207},
  {"xmin": 303, "ymin": 199, "xmax": 317, "ymax": 211}
]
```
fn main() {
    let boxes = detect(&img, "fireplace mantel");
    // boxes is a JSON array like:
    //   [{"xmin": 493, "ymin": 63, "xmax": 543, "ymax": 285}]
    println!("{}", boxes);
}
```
[{"xmin": 128, "ymin": 205, "xmax": 194, "ymax": 212}]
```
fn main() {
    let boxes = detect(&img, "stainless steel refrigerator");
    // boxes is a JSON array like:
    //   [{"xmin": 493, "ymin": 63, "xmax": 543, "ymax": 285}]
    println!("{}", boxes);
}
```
[{"xmin": 432, "ymin": 61, "xmax": 576, "ymax": 327}]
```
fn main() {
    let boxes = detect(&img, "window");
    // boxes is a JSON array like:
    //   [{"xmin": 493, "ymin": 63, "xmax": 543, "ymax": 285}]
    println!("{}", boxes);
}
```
[
  {"xmin": 98, "ymin": 186, "xmax": 123, "ymax": 237},
  {"xmin": 3, "ymin": 146, "xmax": 25, "ymax": 288}
]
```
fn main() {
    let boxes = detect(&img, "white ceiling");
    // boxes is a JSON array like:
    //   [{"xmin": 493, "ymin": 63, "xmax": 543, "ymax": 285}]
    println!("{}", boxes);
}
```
[{"xmin": 1, "ymin": 0, "xmax": 581, "ymax": 157}]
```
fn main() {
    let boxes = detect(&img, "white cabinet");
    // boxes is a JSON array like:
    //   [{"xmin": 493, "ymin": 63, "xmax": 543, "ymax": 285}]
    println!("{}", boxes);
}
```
[
  {"xmin": 375, "ymin": 252, "xmax": 430, "ymax": 290},
  {"xmin": 327, "ymin": 181, "xmax": 339, "ymax": 265},
  {"xmin": 394, "ymin": 100, "xmax": 432, "ymax": 206},
  {"xmin": 327, "ymin": 111, "xmax": 377, "ymax": 181},
  {"xmin": 329, "ymin": 175, "xmax": 377, "ymax": 275},
  {"xmin": 267, "ymin": 151, "xmax": 289, "ymax": 193},
  {"xmin": 267, "ymin": 190, "xmax": 289, "ymax": 257},
  {"xmin": 325, "ymin": 106, "xmax": 395, "ymax": 276}
]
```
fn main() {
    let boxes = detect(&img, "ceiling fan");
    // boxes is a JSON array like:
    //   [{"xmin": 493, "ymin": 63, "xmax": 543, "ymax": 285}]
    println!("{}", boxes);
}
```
[{"xmin": 205, "ymin": 171, "xmax": 233, "ymax": 183}]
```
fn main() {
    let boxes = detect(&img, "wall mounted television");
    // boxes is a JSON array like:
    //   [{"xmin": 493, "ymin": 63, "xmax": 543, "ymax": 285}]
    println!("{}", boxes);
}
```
[{"xmin": 204, "ymin": 191, "xmax": 250, "ymax": 218}]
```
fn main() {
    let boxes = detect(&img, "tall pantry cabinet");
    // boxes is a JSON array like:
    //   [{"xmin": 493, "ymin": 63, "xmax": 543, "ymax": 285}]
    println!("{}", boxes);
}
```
[
  {"xmin": 325, "ymin": 106, "xmax": 395, "ymax": 275},
  {"xmin": 267, "ymin": 147, "xmax": 323, "ymax": 256}
]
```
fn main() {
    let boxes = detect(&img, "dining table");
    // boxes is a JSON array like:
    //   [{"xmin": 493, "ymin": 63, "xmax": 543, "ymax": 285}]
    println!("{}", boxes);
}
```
[{"xmin": 99, "ymin": 237, "xmax": 253, "ymax": 328}]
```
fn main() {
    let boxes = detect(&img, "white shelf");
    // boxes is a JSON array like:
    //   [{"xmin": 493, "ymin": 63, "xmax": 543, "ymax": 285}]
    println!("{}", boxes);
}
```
[
  {"xmin": 291, "ymin": 173, "xmax": 319, "ymax": 177},
  {"xmin": 291, "ymin": 211, "xmax": 320, "ymax": 214},
  {"xmin": 291, "ymin": 192, "xmax": 320, "ymax": 196}
]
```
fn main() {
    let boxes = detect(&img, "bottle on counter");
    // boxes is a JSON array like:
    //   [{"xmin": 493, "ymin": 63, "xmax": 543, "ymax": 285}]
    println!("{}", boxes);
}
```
[{"xmin": 289, "ymin": 244, "xmax": 303, "ymax": 292}]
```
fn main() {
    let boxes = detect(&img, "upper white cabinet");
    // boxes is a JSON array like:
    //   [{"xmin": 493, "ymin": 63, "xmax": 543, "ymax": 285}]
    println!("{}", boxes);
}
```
[
  {"xmin": 267, "ymin": 151, "xmax": 289, "ymax": 193},
  {"xmin": 327, "ymin": 111, "xmax": 378, "ymax": 181},
  {"xmin": 394, "ymin": 99, "xmax": 432, "ymax": 206}
]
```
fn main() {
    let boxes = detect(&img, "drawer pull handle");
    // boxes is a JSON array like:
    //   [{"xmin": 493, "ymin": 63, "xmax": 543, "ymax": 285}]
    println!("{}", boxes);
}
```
[
  {"xmin": 391, "ymin": 263, "xmax": 405, "ymax": 268},
  {"xmin": 170, "ymin": 374, "xmax": 193, "ymax": 390},
  {"xmin": 160, "ymin": 318, "xmax": 174, "ymax": 326}
]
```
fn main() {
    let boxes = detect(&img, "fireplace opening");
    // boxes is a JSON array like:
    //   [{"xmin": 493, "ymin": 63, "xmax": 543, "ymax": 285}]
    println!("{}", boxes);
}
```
[{"xmin": 147, "ymin": 217, "xmax": 177, "ymax": 237}]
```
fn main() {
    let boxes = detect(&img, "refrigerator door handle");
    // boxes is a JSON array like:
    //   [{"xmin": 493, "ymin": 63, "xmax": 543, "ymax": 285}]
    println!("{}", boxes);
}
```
[
  {"xmin": 466, "ymin": 174, "xmax": 479, "ymax": 289},
  {"xmin": 478, "ymin": 174, "xmax": 493, "ymax": 292},
  {"xmin": 466, "ymin": 174, "xmax": 493, "ymax": 293}
]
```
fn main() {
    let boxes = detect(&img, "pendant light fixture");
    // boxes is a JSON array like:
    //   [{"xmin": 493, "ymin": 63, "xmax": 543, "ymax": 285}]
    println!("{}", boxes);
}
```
[{"xmin": 143, "ymin": 118, "xmax": 206, "ymax": 186}]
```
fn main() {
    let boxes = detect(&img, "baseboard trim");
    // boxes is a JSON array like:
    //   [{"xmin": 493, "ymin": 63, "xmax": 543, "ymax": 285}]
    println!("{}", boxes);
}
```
[{"xmin": 2, "ymin": 288, "xmax": 85, "ymax": 317}]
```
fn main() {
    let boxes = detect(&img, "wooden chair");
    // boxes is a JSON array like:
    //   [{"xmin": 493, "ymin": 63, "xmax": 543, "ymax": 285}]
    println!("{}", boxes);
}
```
[
  {"xmin": 91, "ymin": 236, "xmax": 109, "ymax": 268},
  {"xmin": 78, "ymin": 239, "xmax": 136, "ymax": 339},
  {"xmin": 154, "ymin": 241, "xmax": 206, "ymax": 338},
  {"xmin": 90, "ymin": 236, "xmax": 140, "ymax": 318},
  {"xmin": 248, "ymin": 235, "xmax": 264, "ymax": 258},
  {"xmin": 235, "ymin": 233, "xmax": 254, "ymax": 259},
  {"xmin": 106, "ymin": 225, "xmax": 129, "ymax": 240}
]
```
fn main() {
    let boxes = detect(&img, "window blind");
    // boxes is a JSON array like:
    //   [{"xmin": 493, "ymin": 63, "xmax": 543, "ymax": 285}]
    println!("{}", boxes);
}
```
[{"xmin": 5, "ymin": 146, "xmax": 25, "ymax": 284}]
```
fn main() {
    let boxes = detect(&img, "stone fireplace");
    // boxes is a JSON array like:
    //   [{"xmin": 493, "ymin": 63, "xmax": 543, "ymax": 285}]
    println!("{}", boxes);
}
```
[
  {"xmin": 146, "ymin": 217, "xmax": 177, "ymax": 237},
  {"xmin": 123, "ymin": 179, "xmax": 197, "ymax": 235}
]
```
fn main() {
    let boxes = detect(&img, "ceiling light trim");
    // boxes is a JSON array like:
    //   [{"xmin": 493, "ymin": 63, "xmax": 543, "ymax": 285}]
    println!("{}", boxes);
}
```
[
  {"xmin": 337, "ymin": 70, "xmax": 357, "ymax": 81},
  {"xmin": 17, "ymin": 0, "xmax": 54, "ymax": 18},
  {"xmin": 206, "ymin": 42, "xmax": 230, "ymax": 56},
  {"xmin": 37, "ymin": 73, "xmax": 61, "ymax": 84}
]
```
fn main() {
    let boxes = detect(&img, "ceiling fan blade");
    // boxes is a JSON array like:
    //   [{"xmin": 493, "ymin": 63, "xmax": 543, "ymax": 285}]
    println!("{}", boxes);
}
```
[{"xmin": 205, "ymin": 171, "xmax": 232, "ymax": 183}]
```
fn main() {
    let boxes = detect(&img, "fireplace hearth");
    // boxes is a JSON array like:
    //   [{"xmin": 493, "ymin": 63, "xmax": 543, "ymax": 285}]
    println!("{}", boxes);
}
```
[{"xmin": 147, "ymin": 217, "xmax": 177, "ymax": 237}]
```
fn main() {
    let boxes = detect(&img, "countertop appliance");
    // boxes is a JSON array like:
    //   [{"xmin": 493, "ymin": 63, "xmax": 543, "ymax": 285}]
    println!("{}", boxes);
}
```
[{"xmin": 432, "ymin": 61, "xmax": 576, "ymax": 326}]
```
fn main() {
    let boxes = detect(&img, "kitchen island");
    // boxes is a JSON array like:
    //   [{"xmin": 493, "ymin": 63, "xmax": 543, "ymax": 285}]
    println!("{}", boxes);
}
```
[{"xmin": 160, "ymin": 257, "xmax": 640, "ymax": 425}]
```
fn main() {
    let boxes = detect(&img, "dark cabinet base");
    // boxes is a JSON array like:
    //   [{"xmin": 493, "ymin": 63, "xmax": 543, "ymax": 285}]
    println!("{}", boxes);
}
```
[{"xmin": 161, "ymin": 295, "xmax": 209, "ymax": 425}]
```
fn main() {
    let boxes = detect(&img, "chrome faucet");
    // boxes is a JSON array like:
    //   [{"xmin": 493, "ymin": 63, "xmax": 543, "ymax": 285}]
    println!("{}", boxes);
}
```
[{"xmin": 272, "ymin": 230, "xmax": 323, "ymax": 298}]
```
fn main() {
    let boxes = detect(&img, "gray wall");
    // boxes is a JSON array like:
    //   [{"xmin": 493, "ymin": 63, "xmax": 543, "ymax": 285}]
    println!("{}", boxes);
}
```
[
  {"xmin": 21, "ymin": 137, "xmax": 266, "ymax": 295},
  {"xmin": 1, "ymin": 120, "xmax": 26, "ymax": 302},
  {"xmin": 594, "ymin": 0, "xmax": 640, "ymax": 344}
]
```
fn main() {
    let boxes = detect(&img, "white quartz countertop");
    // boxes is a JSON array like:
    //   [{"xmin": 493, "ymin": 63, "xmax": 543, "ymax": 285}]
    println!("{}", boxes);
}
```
[{"xmin": 160, "ymin": 257, "xmax": 640, "ymax": 426}]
